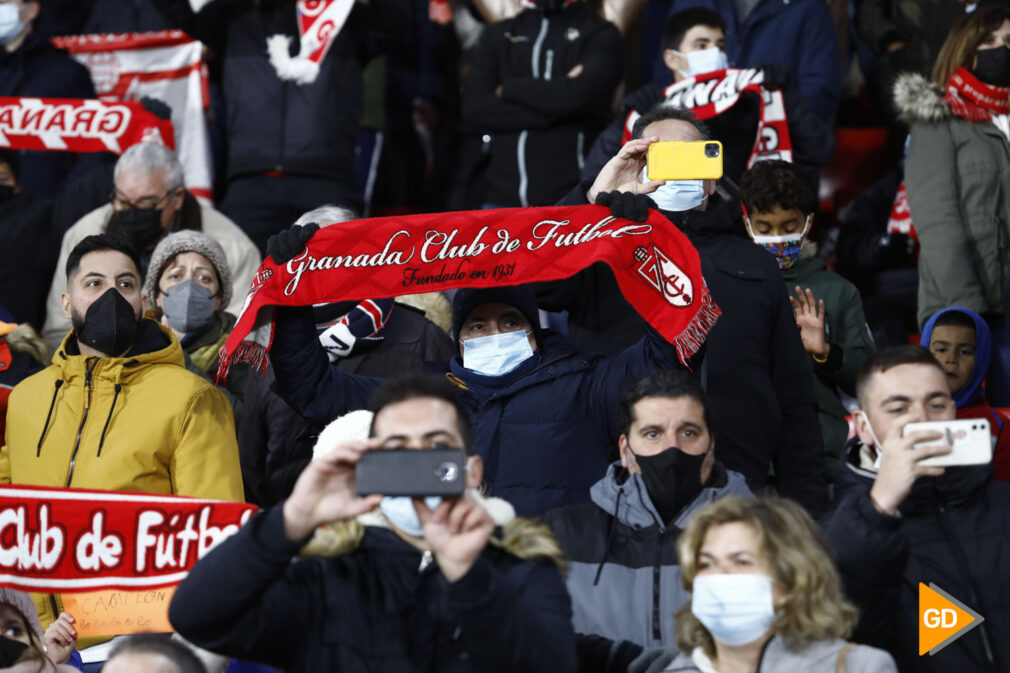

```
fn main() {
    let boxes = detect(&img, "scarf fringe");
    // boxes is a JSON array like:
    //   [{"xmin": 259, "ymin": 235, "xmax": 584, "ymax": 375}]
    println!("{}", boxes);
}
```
[
  {"xmin": 266, "ymin": 35, "xmax": 321, "ymax": 85},
  {"xmin": 673, "ymin": 285, "xmax": 721, "ymax": 368}
]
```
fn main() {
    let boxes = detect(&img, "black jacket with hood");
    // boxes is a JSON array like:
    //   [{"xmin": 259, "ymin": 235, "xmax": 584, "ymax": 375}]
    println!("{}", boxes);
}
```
[
  {"xmin": 823, "ymin": 439, "xmax": 1010, "ymax": 672},
  {"xmin": 462, "ymin": 2, "xmax": 623, "ymax": 207},
  {"xmin": 536, "ymin": 188, "xmax": 828, "ymax": 517}
]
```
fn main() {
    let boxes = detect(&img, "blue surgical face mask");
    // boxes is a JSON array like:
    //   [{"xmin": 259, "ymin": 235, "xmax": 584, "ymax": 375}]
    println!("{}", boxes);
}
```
[
  {"xmin": 691, "ymin": 573, "xmax": 776, "ymax": 646},
  {"xmin": 379, "ymin": 496, "xmax": 444, "ymax": 537},
  {"xmin": 650, "ymin": 180, "xmax": 708, "ymax": 212},
  {"xmin": 461, "ymin": 329, "xmax": 534, "ymax": 376},
  {"xmin": 675, "ymin": 46, "xmax": 729, "ymax": 78},
  {"xmin": 0, "ymin": 5, "xmax": 24, "ymax": 45}
]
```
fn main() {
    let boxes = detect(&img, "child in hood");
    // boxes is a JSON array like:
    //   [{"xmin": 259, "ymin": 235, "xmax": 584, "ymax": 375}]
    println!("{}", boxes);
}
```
[{"xmin": 921, "ymin": 307, "xmax": 1010, "ymax": 481}]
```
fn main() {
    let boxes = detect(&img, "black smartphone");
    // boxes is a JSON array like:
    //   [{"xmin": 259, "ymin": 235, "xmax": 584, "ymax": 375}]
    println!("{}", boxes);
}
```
[{"xmin": 355, "ymin": 448, "xmax": 466, "ymax": 497}]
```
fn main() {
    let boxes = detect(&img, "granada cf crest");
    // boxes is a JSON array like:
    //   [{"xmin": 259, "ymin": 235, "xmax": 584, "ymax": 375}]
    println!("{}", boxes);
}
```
[{"xmin": 634, "ymin": 245, "xmax": 693, "ymax": 307}]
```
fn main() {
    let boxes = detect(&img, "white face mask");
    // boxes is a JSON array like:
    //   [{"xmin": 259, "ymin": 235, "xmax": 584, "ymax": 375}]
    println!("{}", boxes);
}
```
[
  {"xmin": 691, "ymin": 573, "xmax": 776, "ymax": 646},
  {"xmin": 461, "ymin": 330, "xmax": 534, "ymax": 376},
  {"xmin": 380, "ymin": 458, "xmax": 476, "ymax": 537},
  {"xmin": 0, "ymin": 4, "xmax": 25, "ymax": 45},
  {"xmin": 858, "ymin": 410, "xmax": 885, "ymax": 470},
  {"xmin": 675, "ymin": 46, "xmax": 729, "ymax": 78}
]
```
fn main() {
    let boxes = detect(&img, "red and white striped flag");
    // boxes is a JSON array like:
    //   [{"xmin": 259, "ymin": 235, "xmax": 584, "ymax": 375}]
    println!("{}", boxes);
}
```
[{"xmin": 52, "ymin": 30, "xmax": 214, "ymax": 203}]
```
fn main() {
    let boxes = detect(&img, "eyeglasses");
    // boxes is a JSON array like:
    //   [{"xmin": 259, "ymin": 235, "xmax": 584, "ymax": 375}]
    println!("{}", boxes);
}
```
[{"xmin": 110, "ymin": 187, "xmax": 181, "ymax": 211}]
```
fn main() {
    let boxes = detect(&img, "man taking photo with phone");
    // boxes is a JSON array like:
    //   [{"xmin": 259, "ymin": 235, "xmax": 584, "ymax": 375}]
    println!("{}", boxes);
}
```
[
  {"xmin": 824, "ymin": 345, "xmax": 1010, "ymax": 672},
  {"xmin": 170, "ymin": 375, "xmax": 576, "ymax": 673}
]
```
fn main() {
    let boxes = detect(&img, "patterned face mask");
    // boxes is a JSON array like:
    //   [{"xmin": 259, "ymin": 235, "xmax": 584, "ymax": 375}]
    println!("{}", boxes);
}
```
[{"xmin": 745, "ymin": 214, "xmax": 811, "ymax": 269}]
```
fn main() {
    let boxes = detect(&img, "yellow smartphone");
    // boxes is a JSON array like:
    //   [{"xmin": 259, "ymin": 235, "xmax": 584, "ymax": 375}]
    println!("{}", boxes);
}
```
[{"xmin": 646, "ymin": 141, "xmax": 724, "ymax": 180}]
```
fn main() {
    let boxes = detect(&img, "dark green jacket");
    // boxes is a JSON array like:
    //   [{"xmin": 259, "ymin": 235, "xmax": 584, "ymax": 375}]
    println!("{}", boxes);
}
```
[{"xmin": 783, "ymin": 256, "xmax": 876, "ymax": 472}]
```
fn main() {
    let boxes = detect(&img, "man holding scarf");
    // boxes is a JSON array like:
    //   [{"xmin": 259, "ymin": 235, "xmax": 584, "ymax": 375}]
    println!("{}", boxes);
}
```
[{"xmin": 260, "ymin": 208, "xmax": 697, "ymax": 516}]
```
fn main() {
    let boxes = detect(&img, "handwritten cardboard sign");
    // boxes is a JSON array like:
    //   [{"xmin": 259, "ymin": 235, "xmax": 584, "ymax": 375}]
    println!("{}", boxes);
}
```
[{"xmin": 63, "ymin": 587, "xmax": 175, "ymax": 637}]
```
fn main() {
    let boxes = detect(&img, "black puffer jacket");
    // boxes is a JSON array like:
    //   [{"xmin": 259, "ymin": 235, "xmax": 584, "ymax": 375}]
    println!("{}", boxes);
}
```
[
  {"xmin": 536, "ymin": 188, "xmax": 828, "ymax": 517},
  {"xmin": 462, "ymin": 3, "xmax": 622, "ymax": 207},
  {"xmin": 166, "ymin": 0, "xmax": 407, "ymax": 187},
  {"xmin": 824, "ymin": 439, "xmax": 1010, "ymax": 672},
  {"xmin": 170, "ymin": 507, "xmax": 577, "ymax": 673}
]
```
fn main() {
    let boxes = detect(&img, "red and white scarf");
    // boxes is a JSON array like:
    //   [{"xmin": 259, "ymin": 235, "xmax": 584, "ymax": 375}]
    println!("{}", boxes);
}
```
[
  {"xmin": 267, "ymin": 0, "xmax": 355, "ymax": 85},
  {"xmin": 944, "ymin": 67, "xmax": 1010, "ymax": 122},
  {"xmin": 219, "ymin": 205, "xmax": 721, "ymax": 380},
  {"xmin": 621, "ymin": 68, "xmax": 793, "ymax": 167}
]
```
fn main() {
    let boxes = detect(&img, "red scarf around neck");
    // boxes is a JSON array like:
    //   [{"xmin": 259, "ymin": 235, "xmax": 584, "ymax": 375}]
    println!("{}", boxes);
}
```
[
  {"xmin": 944, "ymin": 67, "xmax": 1010, "ymax": 121},
  {"xmin": 219, "ymin": 205, "xmax": 721, "ymax": 380}
]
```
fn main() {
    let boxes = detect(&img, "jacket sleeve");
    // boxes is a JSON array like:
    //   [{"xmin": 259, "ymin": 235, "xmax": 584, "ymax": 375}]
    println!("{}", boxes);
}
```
[
  {"xmin": 219, "ymin": 225, "xmax": 262, "ymax": 319},
  {"xmin": 169, "ymin": 507, "xmax": 314, "ymax": 669},
  {"xmin": 905, "ymin": 122, "xmax": 987, "ymax": 326},
  {"xmin": 462, "ymin": 26, "xmax": 553, "ymax": 132},
  {"xmin": 448, "ymin": 556, "xmax": 577, "ymax": 673},
  {"xmin": 768, "ymin": 268, "xmax": 829, "ymax": 518},
  {"xmin": 270, "ymin": 306, "xmax": 382, "ymax": 427},
  {"xmin": 582, "ymin": 113, "xmax": 627, "ymax": 182},
  {"xmin": 780, "ymin": 75, "xmax": 836, "ymax": 169},
  {"xmin": 172, "ymin": 387, "xmax": 244, "ymax": 501},
  {"xmin": 816, "ymin": 285, "xmax": 875, "ymax": 397},
  {"xmin": 792, "ymin": 0, "xmax": 841, "ymax": 122},
  {"xmin": 499, "ymin": 23, "xmax": 623, "ymax": 119},
  {"xmin": 822, "ymin": 487, "xmax": 908, "ymax": 649}
]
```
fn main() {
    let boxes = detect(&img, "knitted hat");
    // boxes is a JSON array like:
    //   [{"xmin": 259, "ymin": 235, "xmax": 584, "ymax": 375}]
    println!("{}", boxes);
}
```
[
  {"xmin": 0, "ymin": 587, "xmax": 43, "ymax": 640},
  {"xmin": 451, "ymin": 285, "xmax": 540, "ymax": 341},
  {"xmin": 143, "ymin": 231, "xmax": 232, "ymax": 310}
]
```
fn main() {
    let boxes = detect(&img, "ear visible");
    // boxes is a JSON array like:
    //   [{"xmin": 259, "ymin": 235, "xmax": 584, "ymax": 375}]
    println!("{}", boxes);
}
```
[
  {"xmin": 854, "ymin": 410, "xmax": 875, "ymax": 448},
  {"xmin": 61, "ymin": 292, "xmax": 71, "ymax": 320},
  {"xmin": 24, "ymin": 1, "xmax": 41, "ymax": 23},
  {"xmin": 663, "ymin": 49, "xmax": 685, "ymax": 76},
  {"xmin": 703, "ymin": 179, "xmax": 716, "ymax": 196},
  {"xmin": 466, "ymin": 454, "xmax": 484, "ymax": 489},
  {"xmin": 618, "ymin": 434, "xmax": 635, "ymax": 473}
]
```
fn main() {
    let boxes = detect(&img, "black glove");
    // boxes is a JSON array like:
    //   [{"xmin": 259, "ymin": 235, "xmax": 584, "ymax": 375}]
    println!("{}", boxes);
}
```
[
  {"xmin": 876, "ymin": 231, "xmax": 916, "ymax": 265},
  {"xmin": 755, "ymin": 62, "xmax": 791, "ymax": 91},
  {"xmin": 595, "ymin": 190, "xmax": 652, "ymax": 223},
  {"xmin": 267, "ymin": 222, "xmax": 320, "ymax": 264},
  {"xmin": 139, "ymin": 96, "xmax": 172, "ymax": 121}
]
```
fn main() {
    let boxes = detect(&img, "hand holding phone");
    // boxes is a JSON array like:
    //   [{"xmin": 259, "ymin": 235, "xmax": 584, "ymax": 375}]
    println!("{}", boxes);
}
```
[{"xmin": 903, "ymin": 418, "xmax": 992, "ymax": 467}]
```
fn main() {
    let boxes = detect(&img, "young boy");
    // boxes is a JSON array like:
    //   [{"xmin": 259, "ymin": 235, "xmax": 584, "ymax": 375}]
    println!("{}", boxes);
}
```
[
  {"xmin": 921, "ymin": 307, "xmax": 1010, "ymax": 481},
  {"xmin": 739, "ymin": 160, "xmax": 876, "ymax": 476}
]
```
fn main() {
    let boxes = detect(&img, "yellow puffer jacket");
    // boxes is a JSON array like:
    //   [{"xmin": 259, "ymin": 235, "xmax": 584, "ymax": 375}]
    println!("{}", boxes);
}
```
[{"xmin": 0, "ymin": 320, "xmax": 243, "ymax": 631}]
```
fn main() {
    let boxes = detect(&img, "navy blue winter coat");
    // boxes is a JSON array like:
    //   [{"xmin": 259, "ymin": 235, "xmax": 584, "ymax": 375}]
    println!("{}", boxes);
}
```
[
  {"xmin": 642, "ymin": 0, "xmax": 840, "ymax": 121},
  {"xmin": 269, "ymin": 306, "xmax": 686, "ymax": 516}
]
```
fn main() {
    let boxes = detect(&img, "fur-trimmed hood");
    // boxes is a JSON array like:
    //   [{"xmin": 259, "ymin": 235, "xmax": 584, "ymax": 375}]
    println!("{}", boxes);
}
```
[{"xmin": 893, "ymin": 72, "xmax": 951, "ymax": 124}]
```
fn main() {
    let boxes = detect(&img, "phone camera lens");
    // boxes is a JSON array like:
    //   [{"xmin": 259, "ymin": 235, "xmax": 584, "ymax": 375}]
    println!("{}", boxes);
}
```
[
  {"xmin": 435, "ymin": 462, "xmax": 459, "ymax": 483},
  {"xmin": 705, "ymin": 143, "xmax": 720, "ymax": 158}
]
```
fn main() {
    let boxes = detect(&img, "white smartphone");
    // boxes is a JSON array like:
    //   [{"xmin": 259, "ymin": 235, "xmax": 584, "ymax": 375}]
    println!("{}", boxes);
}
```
[{"xmin": 902, "ymin": 418, "xmax": 992, "ymax": 467}]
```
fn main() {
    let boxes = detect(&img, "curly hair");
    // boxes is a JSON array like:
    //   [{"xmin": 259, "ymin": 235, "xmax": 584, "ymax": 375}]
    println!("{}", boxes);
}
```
[
  {"xmin": 674, "ymin": 496, "xmax": 858, "ymax": 656},
  {"xmin": 738, "ymin": 160, "xmax": 817, "ymax": 217}
]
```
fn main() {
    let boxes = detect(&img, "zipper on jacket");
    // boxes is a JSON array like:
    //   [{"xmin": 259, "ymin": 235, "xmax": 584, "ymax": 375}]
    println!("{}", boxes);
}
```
[
  {"xmin": 65, "ymin": 358, "xmax": 97, "ymax": 488},
  {"xmin": 544, "ymin": 49, "xmax": 554, "ymax": 81},
  {"xmin": 530, "ymin": 18, "xmax": 548, "ymax": 78},
  {"xmin": 517, "ymin": 17, "xmax": 549, "ymax": 207},
  {"xmin": 96, "ymin": 383, "xmax": 122, "ymax": 458},
  {"xmin": 36, "ymin": 380, "xmax": 63, "ymax": 457}
]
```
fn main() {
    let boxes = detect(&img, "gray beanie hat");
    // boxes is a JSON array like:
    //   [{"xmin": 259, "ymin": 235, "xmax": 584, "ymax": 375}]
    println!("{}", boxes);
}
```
[
  {"xmin": 0, "ymin": 587, "xmax": 43, "ymax": 640},
  {"xmin": 144, "ymin": 230, "xmax": 232, "ymax": 310}
]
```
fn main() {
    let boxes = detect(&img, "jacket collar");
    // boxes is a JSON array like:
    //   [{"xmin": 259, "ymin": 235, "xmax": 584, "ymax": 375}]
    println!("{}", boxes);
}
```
[{"xmin": 54, "ymin": 319, "xmax": 185, "ymax": 384}]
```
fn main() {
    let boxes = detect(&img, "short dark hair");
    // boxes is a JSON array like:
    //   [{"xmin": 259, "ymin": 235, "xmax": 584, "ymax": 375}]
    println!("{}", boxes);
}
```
[
  {"xmin": 662, "ymin": 8, "xmax": 726, "ymax": 52},
  {"xmin": 0, "ymin": 149, "xmax": 20, "ymax": 184},
  {"xmin": 65, "ymin": 234, "xmax": 142, "ymax": 282},
  {"xmin": 104, "ymin": 635, "xmax": 206, "ymax": 673},
  {"xmin": 932, "ymin": 310, "xmax": 977, "ymax": 333},
  {"xmin": 739, "ymin": 160, "xmax": 817, "ymax": 217},
  {"xmin": 856, "ymin": 345, "xmax": 947, "ymax": 408},
  {"xmin": 368, "ymin": 375, "xmax": 474, "ymax": 453},
  {"xmin": 631, "ymin": 104, "xmax": 710, "ymax": 142},
  {"xmin": 618, "ymin": 369, "xmax": 714, "ymax": 438}
]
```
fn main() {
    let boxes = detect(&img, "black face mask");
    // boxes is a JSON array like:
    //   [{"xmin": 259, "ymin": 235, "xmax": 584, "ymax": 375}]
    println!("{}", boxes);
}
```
[
  {"xmin": 113, "ymin": 207, "xmax": 165, "ymax": 250},
  {"xmin": 974, "ymin": 45, "xmax": 1010, "ymax": 88},
  {"xmin": 0, "ymin": 636, "xmax": 28, "ymax": 667},
  {"xmin": 73, "ymin": 288, "xmax": 141, "ymax": 356},
  {"xmin": 633, "ymin": 446, "xmax": 708, "ymax": 525},
  {"xmin": 0, "ymin": 185, "xmax": 15, "ymax": 204}
]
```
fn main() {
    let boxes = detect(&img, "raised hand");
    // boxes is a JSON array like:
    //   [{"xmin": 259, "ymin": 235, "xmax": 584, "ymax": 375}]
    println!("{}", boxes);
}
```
[
  {"xmin": 587, "ymin": 136, "xmax": 665, "ymax": 203},
  {"xmin": 44, "ymin": 612, "xmax": 77, "ymax": 664},
  {"xmin": 282, "ymin": 439, "xmax": 383, "ymax": 541},
  {"xmin": 415, "ymin": 495, "xmax": 495, "ymax": 583},
  {"xmin": 266, "ymin": 222, "xmax": 321, "ymax": 265},
  {"xmin": 868, "ymin": 412, "xmax": 951, "ymax": 516},
  {"xmin": 789, "ymin": 286, "xmax": 828, "ymax": 359}
]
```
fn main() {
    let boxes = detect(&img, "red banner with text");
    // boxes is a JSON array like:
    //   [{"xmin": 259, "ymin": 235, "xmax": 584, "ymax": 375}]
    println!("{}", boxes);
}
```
[{"xmin": 0, "ymin": 485, "xmax": 256, "ymax": 593}]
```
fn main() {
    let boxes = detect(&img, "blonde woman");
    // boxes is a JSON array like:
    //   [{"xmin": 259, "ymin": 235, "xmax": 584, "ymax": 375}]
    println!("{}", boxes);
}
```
[{"xmin": 636, "ymin": 496, "xmax": 895, "ymax": 673}]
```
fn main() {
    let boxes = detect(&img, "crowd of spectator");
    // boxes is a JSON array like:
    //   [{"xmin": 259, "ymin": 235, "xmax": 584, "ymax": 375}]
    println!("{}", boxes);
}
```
[{"xmin": 2, "ymin": 1, "xmax": 1010, "ymax": 672}]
